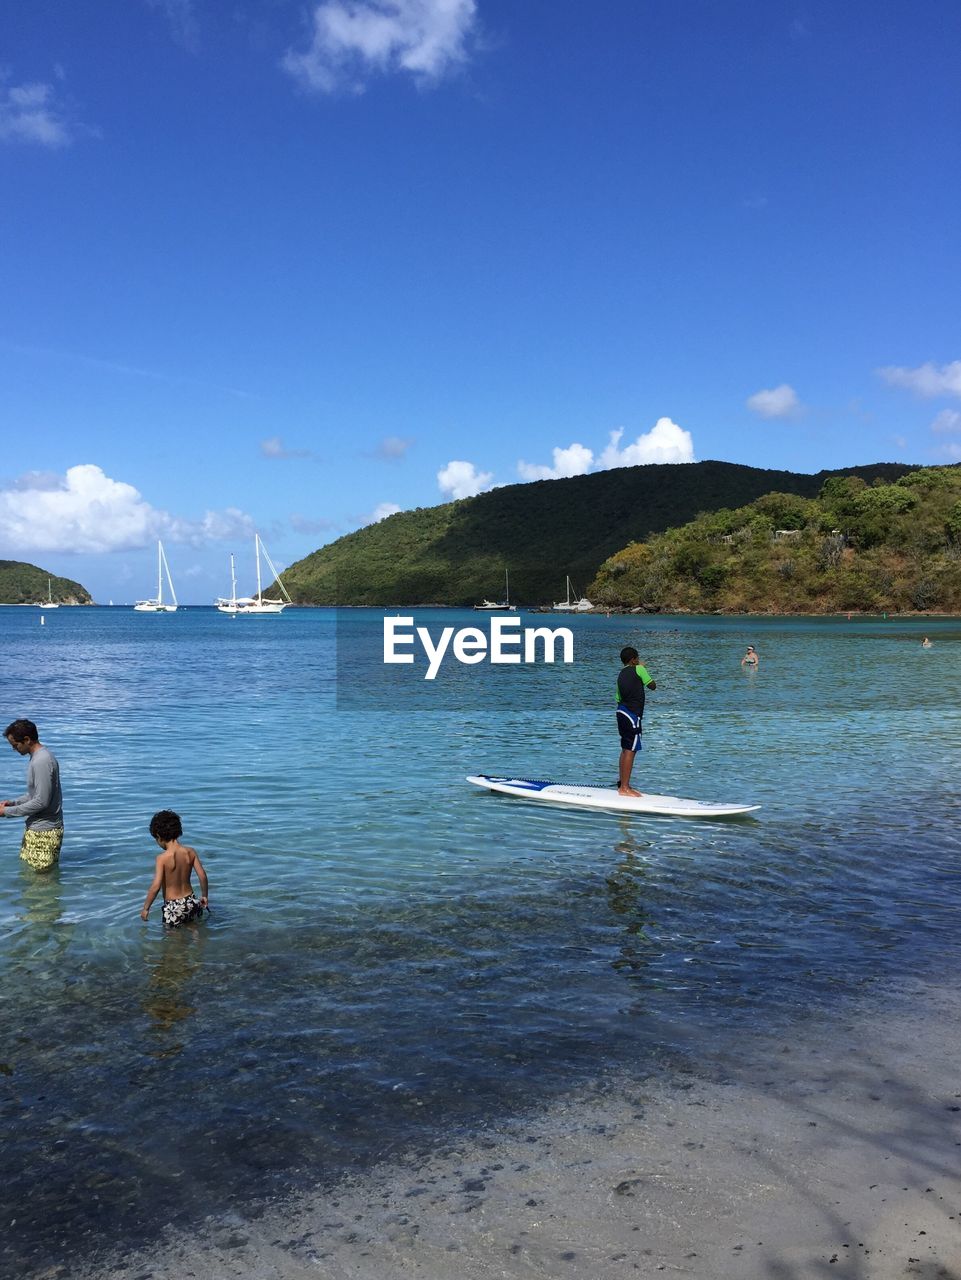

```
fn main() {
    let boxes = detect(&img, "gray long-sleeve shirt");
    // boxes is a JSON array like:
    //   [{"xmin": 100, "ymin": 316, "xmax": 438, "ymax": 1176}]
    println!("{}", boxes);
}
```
[{"xmin": 4, "ymin": 746, "xmax": 63, "ymax": 831}]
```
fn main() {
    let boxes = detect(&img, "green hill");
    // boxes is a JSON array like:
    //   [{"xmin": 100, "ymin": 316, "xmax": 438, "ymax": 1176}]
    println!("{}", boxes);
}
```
[
  {"xmin": 0, "ymin": 561, "xmax": 93, "ymax": 606},
  {"xmin": 279, "ymin": 459, "xmax": 918, "ymax": 606},
  {"xmin": 588, "ymin": 467, "xmax": 961, "ymax": 613}
]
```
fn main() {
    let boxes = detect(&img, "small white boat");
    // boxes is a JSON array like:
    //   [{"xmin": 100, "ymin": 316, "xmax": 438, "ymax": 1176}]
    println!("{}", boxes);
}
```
[
  {"xmin": 38, "ymin": 578, "xmax": 59, "ymax": 609},
  {"xmin": 216, "ymin": 553, "xmax": 240, "ymax": 614},
  {"xmin": 552, "ymin": 575, "xmax": 593, "ymax": 612},
  {"xmin": 216, "ymin": 534, "xmax": 291, "ymax": 615},
  {"xmin": 134, "ymin": 541, "xmax": 178, "ymax": 613},
  {"xmin": 473, "ymin": 569, "xmax": 516, "ymax": 612}
]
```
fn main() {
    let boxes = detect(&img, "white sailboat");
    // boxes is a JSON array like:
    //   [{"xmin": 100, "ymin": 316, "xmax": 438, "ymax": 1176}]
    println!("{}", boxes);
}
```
[
  {"xmin": 552, "ymin": 575, "xmax": 593, "ymax": 612},
  {"xmin": 39, "ymin": 578, "xmax": 59, "ymax": 609},
  {"xmin": 473, "ymin": 568, "xmax": 516, "ymax": 612},
  {"xmin": 216, "ymin": 552, "xmax": 240, "ymax": 614},
  {"xmin": 216, "ymin": 534, "xmax": 291, "ymax": 615},
  {"xmin": 134, "ymin": 541, "xmax": 178, "ymax": 613}
]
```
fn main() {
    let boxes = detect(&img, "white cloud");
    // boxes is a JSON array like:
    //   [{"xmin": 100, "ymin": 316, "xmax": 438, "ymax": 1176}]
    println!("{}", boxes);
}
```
[
  {"xmin": 0, "ymin": 464, "xmax": 254, "ymax": 553},
  {"xmin": 283, "ymin": 0, "xmax": 478, "ymax": 94},
  {"xmin": 365, "ymin": 501, "xmax": 403, "ymax": 524},
  {"xmin": 932, "ymin": 409, "xmax": 961, "ymax": 435},
  {"xmin": 194, "ymin": 508, "xmax": 257, "ymax": 543},
  {"xmin": 938, "ymin": 442, "xmax": 961, "ymax": 460},
  {"xmin": 597, "ymin": 419, "xmax": 695, "ymax": 468},
  {"xmin": 517, "ymin": 442, "xmax": 593, "ymax": 482},
  {"xmin": 437, "ymin": 459, "xmax": 494, "ymax": 500},
  {"xmin": 878, "ymin": 361, "xmax": 961, "ymax": 400},
  {"xmin": 9, "ymin": 470, "xmax": 65, "ymax": 493},
  {"xmin": 746, "ymin": 383, "xmax": 802, "ymax": 419},
  {"xmin": 0, "ymin": 80, "xmax": 73, "ymax": 148},
  {"xmin": 515, "ymin": 420, "xmax": 695, "ymax": 482},
  {"xmin": 260, "ymin": 435, "xmax": 313, "ymax": 459},
  {"xmin": 373, "ymin": 435, "xmax": 413, "ymax": 460}
]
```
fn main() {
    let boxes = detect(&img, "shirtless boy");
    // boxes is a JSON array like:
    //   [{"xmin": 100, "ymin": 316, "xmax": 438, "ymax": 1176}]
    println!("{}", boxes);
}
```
[{"xmin": 140, "ymin": 809, "xmax": 209, "ymax": 927}]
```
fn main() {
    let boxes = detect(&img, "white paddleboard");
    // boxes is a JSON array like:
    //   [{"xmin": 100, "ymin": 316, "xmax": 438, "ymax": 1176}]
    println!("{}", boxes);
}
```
[{"xmin": 466, "ymin": 775, "xmax": 760, "ymax": 818}]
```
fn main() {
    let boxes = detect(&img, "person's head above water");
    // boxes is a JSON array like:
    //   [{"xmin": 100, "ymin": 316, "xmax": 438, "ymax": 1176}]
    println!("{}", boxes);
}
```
[
  {"xmin": 149, "ymin": 809, "xmax": 183, "ymax": 845},
  {"xmin": 4, "ymin": 719, "xmax": 39, "ymax": 754},
  {"xmin": 5, "ymin": 718, "xmax": 38, "ymax": 744}
]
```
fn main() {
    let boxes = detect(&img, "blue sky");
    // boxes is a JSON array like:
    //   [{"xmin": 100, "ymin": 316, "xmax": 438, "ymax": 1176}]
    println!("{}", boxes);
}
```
[{"xmin": 1, "ymin": 0, "xmax": 959, "ymax": 603}]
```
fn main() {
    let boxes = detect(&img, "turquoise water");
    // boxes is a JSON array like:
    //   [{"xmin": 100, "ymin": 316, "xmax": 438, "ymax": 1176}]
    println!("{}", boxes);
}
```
[{"xmin": 1, "ymin": 606, "xmax": 959, "ymax": 1273}]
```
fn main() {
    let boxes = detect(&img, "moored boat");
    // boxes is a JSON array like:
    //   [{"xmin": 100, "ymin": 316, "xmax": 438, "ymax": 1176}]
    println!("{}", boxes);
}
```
[
  {"xmin": 134, "ymin": 542, "xmax": 178, "ymax": 612},
  {"xmin": 473, "ymin": 569, "xmax": 516, "ymax": 611},
  {"xmin": 552, "ymin": 575, "xmax": 593, "ymax": 612},
  {"xmin": 216, "ymin": 535, "xmax": 291, "ymax": 614}
]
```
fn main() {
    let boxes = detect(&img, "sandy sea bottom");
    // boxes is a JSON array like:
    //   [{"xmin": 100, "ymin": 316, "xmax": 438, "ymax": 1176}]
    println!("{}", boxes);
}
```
[{"xmin": 71, "ymin": 977, "xmax": 961, "ymax": 1280}]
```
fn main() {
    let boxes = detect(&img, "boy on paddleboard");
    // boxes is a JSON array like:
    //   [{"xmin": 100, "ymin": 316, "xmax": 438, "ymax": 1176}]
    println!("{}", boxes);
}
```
[{"xmin": 616, "ymin": 647, "xmax": 656, "ymax": 797}]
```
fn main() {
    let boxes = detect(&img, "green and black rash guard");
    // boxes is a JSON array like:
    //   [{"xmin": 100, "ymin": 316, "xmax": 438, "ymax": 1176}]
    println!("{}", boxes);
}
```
[{"xmin": 616, "ymin": 664, "xmax": 655, "ymax": 715}]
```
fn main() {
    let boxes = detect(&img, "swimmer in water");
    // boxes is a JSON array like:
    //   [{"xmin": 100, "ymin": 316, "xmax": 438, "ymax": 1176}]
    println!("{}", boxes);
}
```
[
  {"xmin": 921, "ymin": 636, "xmax": 933, "ymax": 648},
  {"xmin": 741, "ymin": 645, "xmax": 759, "ymax": 666},
  {"xmin": 141, "ymin": 810, "xmax": 209, "ymax": 927}
]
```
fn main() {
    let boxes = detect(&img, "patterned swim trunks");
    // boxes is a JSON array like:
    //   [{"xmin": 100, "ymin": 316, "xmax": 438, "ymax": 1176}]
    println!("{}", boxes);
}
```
[
  {"xmin": 162, "ymin": 895, "xmax": 204, "ymax": 928},
  {"xmin": 20, "ymin": 828, "xmax": 64, "ymax": 873}
]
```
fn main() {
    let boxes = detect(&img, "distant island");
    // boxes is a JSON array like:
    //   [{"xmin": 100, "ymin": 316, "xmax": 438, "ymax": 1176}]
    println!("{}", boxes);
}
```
[
  {"xmin": 589, "ymin": 467, "xmax": 961, "ymax": 614},
  {"xmin": 0, "ymin": 561, "xmax": 93, "ymax": 606},
  {"xmin": 277, "ymin": 459, "xmax": 947, "ymax": 609}
]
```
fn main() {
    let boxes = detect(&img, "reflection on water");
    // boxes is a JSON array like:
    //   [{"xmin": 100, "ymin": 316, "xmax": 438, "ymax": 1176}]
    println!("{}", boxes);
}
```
[
  {"xmin": 606, "ymin": 827, "xmax": 660, "ymax": 982},
  {"xmin": 18, "ymin": 862, "xmax": 65, "ymax": 926},
  {"xmin": 8, "ymin": 864, "xmax": 75, "ymax": 969},
  {"xmin": 143, "ymin": 926, "xmax": 207, "ymax": 1058}
]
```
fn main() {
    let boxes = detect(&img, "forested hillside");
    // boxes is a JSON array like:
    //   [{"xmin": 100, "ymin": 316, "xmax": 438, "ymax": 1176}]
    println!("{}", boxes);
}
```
[
  {"xmin": 0, "ymin": 561, "xmax": 93, "ymax": 605},
  {"xmin": 589, "ymin": 468, "xmax": 961, "ymax": 613},
  {"xmin": 279, "ymin": 459, "xmax": 916, "ymax": 605}
]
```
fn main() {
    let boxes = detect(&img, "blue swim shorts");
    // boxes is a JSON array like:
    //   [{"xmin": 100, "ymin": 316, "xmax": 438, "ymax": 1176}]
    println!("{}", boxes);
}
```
[{"xmin": 616, "ymin": 705, "xmax": 643, "ymax": 752}]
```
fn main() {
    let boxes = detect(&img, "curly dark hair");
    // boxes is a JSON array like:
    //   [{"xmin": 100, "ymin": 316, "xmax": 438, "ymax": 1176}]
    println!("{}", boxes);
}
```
[{"xmin": 149, "ymin": 810, "xmax": 183, "ymax": 843}]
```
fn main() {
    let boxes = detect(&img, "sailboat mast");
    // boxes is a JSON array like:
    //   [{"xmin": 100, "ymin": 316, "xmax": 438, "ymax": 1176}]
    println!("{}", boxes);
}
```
[
  {"xmin": 157, "ymin": 541, "xmax": 164, "ymax": 605},
  {"xmin": 255, "ymin": 534, "xmax": 263, "ymax": 603},
  {"xmin": 162, "ymin": 542, "xmax": 178, "ymax": 607},
  {"xmin": 505, "ymin": 568, "xmax": 510, "ymax": 607},
  {"xmin": 230, "ymin": 553, "xmax": 237, "ymax": 606}
]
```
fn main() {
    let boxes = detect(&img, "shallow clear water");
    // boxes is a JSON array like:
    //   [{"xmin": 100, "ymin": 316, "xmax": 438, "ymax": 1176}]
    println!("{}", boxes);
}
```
[{"xmin": 0, "ymin": 607, "xmax": 959, "ymax": 1272}]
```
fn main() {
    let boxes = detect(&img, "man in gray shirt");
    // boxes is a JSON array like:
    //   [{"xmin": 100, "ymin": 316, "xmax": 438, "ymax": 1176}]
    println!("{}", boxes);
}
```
[{"xmin": 1, "ymin": 719, "xmax": 64, "ymax": 872}]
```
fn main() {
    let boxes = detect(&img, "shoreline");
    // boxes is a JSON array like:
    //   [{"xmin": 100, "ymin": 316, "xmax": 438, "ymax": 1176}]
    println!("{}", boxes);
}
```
[
  {"xmin": 5, "ymin": 601, "xmax": 960, "ymax": 617},
  {"xmin": 81, "ymin": 977, "xmax": 961, "ymax": 1280}
]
